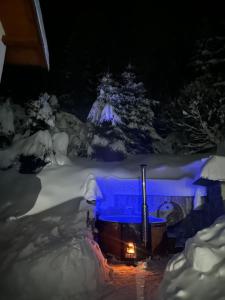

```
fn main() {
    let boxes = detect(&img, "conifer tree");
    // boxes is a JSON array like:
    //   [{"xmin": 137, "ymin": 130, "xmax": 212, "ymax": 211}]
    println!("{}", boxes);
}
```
[
  {"xmin": 87, "ymin": 73, "xmax": 126, "ymax": 161},
  {"xmin": 119, "ymin": 64, "xmax": 160, "ymax": 154},
  {"xmin": 170, "ymin": 36, "xmax": 225, "ymax": 153}
]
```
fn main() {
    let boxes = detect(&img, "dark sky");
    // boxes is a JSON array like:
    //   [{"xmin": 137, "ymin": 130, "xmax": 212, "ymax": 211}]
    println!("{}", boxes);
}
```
[{"xmin": 1, "ymin": 1, "xmax": 225, "ymax": 117}]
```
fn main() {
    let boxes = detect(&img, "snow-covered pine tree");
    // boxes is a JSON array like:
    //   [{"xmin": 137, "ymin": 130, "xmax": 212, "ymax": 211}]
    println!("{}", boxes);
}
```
[
  {"xmin": 119, "ymin": 64, "xmax": 160, "ymax": 154},
  {"xmin": 170, "ymin": 36, "xmax": 225, "ymax": 153},
  {"xmin": 87, "ymin": 73, "xmax": 126, "ymax": 161},
  {"xmin": 20, "ymin": 93, "xmax": 58, "ymax": 173},
  {"xmin": 26, "ymin": 92, "xmax": 56, "ymax": 134}
]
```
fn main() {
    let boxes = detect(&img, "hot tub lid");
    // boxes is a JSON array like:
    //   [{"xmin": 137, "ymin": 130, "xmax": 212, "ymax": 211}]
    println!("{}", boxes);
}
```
[{"xmin": 98, "ymin": 215, "xmax": 166, "ymax": 224}]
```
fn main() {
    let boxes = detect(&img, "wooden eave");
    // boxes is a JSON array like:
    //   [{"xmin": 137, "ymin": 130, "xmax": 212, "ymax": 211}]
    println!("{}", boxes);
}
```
[{"xmin": 0, "ymin": 0, "xmax": 49, "ymax": 69}]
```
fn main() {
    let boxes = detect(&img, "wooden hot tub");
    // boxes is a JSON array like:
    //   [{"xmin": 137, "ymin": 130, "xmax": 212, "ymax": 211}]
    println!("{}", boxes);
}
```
[{"xmin": 96, "ymin": 215, "xmax": 167, "ymax": 260}]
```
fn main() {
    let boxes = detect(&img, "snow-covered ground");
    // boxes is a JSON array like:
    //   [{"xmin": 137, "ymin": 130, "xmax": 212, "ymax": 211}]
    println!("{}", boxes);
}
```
[
  {"xmin": 101, "ymin": 259, "xmax": 168, "ymax": 300},
  {"xmin": 0, "ymin": 197, "xmax": 111, "ymax": 300},
  {"xmin": 158, "ymin": 214, "xmax": 225, "ymax": 300},
  {"xmin": 0, "ymin": 158, "xmax": 114, "ymax": 299},
  {"xmin": 1, "ymin": 153, "xmax": 225, "ymax": 299}
]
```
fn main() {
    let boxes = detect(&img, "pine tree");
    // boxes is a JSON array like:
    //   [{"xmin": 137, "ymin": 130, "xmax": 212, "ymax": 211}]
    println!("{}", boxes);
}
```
[
  {"xmin": 119, "ymin": 64, "xmax": 160, "ymax": 154},
  {"xmin": 87, "ymin": 72, "xmax": 121, "ymax": 125},
  {"xmin": 87, "ymin": 73, "xmax": 126, "ymax": 161}
]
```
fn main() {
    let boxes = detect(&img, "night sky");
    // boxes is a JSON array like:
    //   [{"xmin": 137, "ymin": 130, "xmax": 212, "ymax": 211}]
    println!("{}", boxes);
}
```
[{"xmin": 1, "ymin": 1, "xmax": 225, "ymax": 117}]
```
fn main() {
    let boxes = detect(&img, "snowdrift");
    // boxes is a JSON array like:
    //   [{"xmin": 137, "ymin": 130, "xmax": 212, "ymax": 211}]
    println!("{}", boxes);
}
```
[
  {"xmin": 158, "ymin": 215, "xmax": 225, "ymax": 300},
  {"xmin": 1, "ymin": 238, "xmax": 109, "ymax": 300},
  {"xmin": 19, "ymin": 154, "xmax": 209, "ymax": 216},
  {"xmin": 0, "ymin": 205, "xmax": 111, "ymax": 300},
  {"xmin": 201, "ymin": 155, "xmax": 225, "ymax": 181},
  {"xmin": 0, "ymin": 154, "xmax": 212, "ymax": 218}
]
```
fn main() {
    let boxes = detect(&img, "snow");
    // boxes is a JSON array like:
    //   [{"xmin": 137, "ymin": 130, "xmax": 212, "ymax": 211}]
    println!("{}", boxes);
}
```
[
  {"xmin": 6, "ymin": 154, "xmax": 208, "ymax": 217},
  {"xmin": 92, "ymin": 134, "xmax": 109, "ymax": 147},
  {"xmin": 193, "ymin": 186, "xmax": 205, "ymax": 210},
  {"xmin": 110, "ymin": 140, "xmax": 126, "ymax": 153},
  {"xmin": 1, "ymin": 153, "xmax": 225, "ymax": 299},
  {"xmin": 0, "ymin": 168, "xmax": 41, "ymax": 218},
  {"xmin": 158, "ymin": 215, "xmax": 225, "ymax": 300},
  {"xmin": 55, "ymin": 111, "xmax": 88, "ymax": 157},
  {"xmin": 5, "ymin": 238, "xmax": 109, "ymax": 299},
  {"xmin": 52, "ymin": 132, "xmax": 70, "ymax": 165},
  {"xmin": 201, "ymin": 155, "xmax": 225, "ymax": 181},
  {"xmin": 99, "ymin": 103, "xmax": 121, "ymax": 125},
  {"xmin": 27, "ymin": 93, "xmax": 55, "ymax": 129},
  {"xmin": 0, "ymin": 200, "xmax": 111, "ymax": 300},
  {"xmin": 87, "ymin": 100, "xmax": 104, "ymax": 124},
  {"xmin": 0, "ymin": 130, "xmax": 55, "ymax": 169}
]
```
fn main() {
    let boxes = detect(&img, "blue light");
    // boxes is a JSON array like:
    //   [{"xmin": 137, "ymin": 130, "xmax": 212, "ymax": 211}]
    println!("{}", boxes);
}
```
[{"xmin": 95, "ymin": 177, "xmax": 207, "ymax": 224}]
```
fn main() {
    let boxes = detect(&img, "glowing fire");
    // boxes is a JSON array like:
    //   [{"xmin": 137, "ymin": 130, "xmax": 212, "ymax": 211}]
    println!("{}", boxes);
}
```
[{"xmin": 125, "ymin": 242, "xmax": 136, "ymax": 259}]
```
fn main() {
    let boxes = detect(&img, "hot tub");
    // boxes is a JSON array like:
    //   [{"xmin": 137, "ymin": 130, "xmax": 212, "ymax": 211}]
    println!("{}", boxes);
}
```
[{"xmin": 96, "ymin": 215, "xmax": 167, "ymax": 260}]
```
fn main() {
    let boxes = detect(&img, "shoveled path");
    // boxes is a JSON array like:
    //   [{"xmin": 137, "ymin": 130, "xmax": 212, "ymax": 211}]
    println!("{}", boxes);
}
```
[{"xmin": 100, "ymin": 258, "xmax": 169, "ymax": 300}]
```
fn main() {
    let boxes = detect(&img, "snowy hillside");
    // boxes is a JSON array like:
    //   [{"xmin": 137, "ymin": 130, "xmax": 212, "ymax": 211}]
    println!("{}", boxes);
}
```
[{"xmin": 158, "ymin": 214, "xmax": 225, "ymax": 300}]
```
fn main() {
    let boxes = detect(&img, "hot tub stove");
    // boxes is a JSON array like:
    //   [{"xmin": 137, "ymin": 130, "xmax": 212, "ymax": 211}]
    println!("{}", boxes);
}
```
[
  {"xmin": 96, "ymin": 215, "xmax": 167, "ymax": 260},
  {"xmin": 95, "ymin": 165, "xmax": 168, "ymax": 260}
]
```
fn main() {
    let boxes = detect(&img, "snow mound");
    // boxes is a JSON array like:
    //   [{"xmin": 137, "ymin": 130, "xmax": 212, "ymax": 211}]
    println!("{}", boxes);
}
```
[
  {"xmin": 0, "ymin": 154, "xmax": 210, "ymax": 218},
  {"xmin": 0, "ymin": 204, "xmax": 111, "ymax": 300},
  {"xmin": 55, "ymin": 111, "xmax": 88, "ymax": 157},
  {"xmin": 0, "ymin": 130, "xmax": 55, "ymax": 169},
  {"xmin": 158, "ymin": 215, "xmax": 225, "ymax": 300},
  {"xmin": 201, "ymin": 155, "xmax": 225, "ymax": 181},
  {"xmin": 21, "ymin": 164, "xmax": 102, "ymax": 216},
  {"xmin": 20, "ymin": 154, "xmax": 209, "ymax": 216},
  {"xmin": 99, "ymin": 103, "xmax": 121, "ymax": 125},
  {"xmin": 1, "ymin": 237, "xmax": 109, "ymax": 300},
  {"xmin": 52, "ymin": 132, "xmax": 70, "ymax": 165}
]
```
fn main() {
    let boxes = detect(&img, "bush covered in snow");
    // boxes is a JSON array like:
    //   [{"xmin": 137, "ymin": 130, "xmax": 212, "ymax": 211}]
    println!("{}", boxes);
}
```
[
  {"xmin": 0, "ymin": 130, "xmax": 55, "ymax": 171},
  {"xmin": 158, "ymin": 215, "xmax": 225, "ymax": 300},
  {"xmin": 26, "ymin": 93, "xmax": 56, "ymax": 134},
  {"xmin": 163, "ymin": 36, "xmax": 225, "ymax": 154},
  {"xmin": 0, "ymin": 94, "xmax": 75, "ymax": 172},
  {"xmin": 55, "ymin": 111, "xmax": 88, "ymax": 158}
]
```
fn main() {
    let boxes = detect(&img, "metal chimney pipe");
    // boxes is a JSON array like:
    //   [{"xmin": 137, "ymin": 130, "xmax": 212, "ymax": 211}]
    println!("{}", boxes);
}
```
[{"xmin": 140, "ymin": 164, "xmax": 149, "ymax": 248}]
